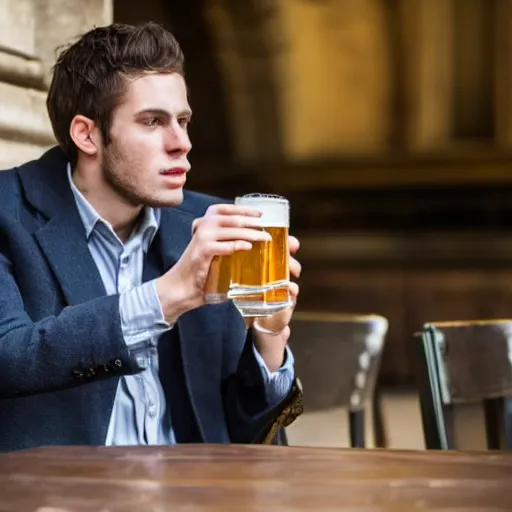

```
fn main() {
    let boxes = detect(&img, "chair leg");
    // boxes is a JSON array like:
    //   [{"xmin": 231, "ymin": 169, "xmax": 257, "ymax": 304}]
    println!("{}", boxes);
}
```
[
  {"xmin": 504, "ymin": 397, "xmax": 512, "ymax": 450},
  {"xmin": 414, "ymin": 331, "xmax": 448, "ymax": 449},
  {"xmin": 372, "ymin": 387, "xmax": 387, "ymax": 448},
  {"xmin": 483, "ymin": 397, "xmax": 503, "ymax": 450},
  {"xmin": 349, "ymin": 410, "xmax": 365, "ymax": 448},
  {"xmin": 276, "ymin": 427, "xmax": 289, "ymax": 446}
]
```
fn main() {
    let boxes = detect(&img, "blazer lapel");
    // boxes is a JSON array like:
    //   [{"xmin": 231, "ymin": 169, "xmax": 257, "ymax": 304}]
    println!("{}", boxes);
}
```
[
  {"xmin": 18, "ymin": 148, "xmax": 106, "ymax": 305},
  {"xmin": 34, "ymin": 216, "xmax": 106, "ymax": 305},
  {"xmin": 156, "ymin": 206, "xmax": 192, "ymax": 271}
]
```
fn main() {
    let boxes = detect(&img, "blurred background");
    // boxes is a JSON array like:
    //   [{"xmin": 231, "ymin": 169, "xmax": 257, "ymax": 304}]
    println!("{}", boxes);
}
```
[{"xmin": 2, "ymin": 0, "xmax": 512, "ymax": 447}]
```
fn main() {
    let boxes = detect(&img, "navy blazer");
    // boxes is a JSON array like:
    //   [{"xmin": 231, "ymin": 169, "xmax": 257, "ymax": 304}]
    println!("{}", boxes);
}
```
[{"xmin": 0, "ymin": 147, "xmax": 288, "ymax": 452}]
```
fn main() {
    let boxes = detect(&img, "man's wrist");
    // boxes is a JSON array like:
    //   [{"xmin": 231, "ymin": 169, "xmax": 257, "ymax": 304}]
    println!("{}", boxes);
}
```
[
  {"xmin": 252, "ymin": 319, "xmax": 285, "ymax": 336},
  {"xmin": 251, "ymin": 325, "xmax": 290, "ymax": 372},
  {"xmin": 155, "ymin": 274, "xmax": 190, "ymax": 323},
  {"xmin": 119, "ymin": 280, "xmax": 174, "ymax": 347}
]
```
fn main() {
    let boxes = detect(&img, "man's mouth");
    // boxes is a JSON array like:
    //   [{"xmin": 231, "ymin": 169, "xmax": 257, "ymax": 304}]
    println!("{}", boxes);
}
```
[{"xmin": 161, "ymin": 168, "xmax": 187, "ymax": 177}]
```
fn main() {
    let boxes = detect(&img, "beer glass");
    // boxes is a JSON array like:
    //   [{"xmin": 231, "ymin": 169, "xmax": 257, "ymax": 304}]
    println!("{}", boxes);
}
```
[
  {"xmin": 204, "ymin": 254, "xmax": 232, "ymax": 304},
  {"xmin": 228, "ymin": 194, "xmax": 292, "ymax": 317}
]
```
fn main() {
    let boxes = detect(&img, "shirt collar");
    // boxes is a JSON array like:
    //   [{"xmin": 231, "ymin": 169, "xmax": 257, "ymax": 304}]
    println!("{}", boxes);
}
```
[{"xmin": 66, "ymin": 163, "xmax": 160, "ymax": 252}]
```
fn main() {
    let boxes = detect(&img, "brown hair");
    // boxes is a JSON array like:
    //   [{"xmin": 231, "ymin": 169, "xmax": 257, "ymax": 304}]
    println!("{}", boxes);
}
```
[{"xmin": 47, "ymin": 22, "xmax": 185, "ymax": 165}]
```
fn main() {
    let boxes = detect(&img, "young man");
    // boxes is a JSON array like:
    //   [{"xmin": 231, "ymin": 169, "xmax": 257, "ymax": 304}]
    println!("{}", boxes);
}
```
[{"xmin": 0, "ymin": 22, "xmax": 302, "ymax": 452}]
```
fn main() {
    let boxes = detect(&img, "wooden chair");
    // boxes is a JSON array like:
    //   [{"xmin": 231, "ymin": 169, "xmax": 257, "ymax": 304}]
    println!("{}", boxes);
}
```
[
  {"xmin": 287, "ymin": 312, "xmax": 388, "ymax": 448},
  {"xmin": 415, "ymin": 320, "xmax": 512, "ymax": 450}
]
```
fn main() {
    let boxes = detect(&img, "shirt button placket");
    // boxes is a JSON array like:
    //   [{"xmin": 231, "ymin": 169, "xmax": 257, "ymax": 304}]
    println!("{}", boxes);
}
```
[
  {"xmin": 118, "ymin": 253, "xmax": 131, "ymax": 293},
  {"xmin": 145, "ymin": 374, "xmax": 158, "ymax": 444}
]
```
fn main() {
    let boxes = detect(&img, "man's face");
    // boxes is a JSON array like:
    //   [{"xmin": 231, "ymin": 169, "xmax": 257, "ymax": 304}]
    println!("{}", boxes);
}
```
[{"xmin": 101, "ymin": 72, "xmax": 192, "ymax": 208}]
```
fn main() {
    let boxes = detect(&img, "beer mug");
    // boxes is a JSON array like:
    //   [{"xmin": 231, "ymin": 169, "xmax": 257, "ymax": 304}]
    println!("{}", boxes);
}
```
[
  {"xmin": 227, "ymin": 194, "xmax": 292, "ymax": 317},
  {"xmin": 204, "ymin": 254, "xmax": 232, "ymax": 304}
]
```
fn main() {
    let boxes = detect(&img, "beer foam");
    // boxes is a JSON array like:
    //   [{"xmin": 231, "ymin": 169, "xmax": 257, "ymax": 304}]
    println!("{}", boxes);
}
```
[{"xmin": 235, "ymin": 194, "xmax": 289, "ymax": 227}]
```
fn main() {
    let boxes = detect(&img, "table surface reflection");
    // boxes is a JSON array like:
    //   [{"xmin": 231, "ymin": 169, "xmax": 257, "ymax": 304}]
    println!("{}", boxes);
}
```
[{"xmin": 1, "ymin": 444, "xmax": 512, "ymax": 511}]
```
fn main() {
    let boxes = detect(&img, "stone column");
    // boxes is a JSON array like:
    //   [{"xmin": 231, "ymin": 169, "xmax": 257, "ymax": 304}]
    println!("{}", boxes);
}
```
[
  {"xmin": 0, "ymin": 0, "xmax": 112, "ymax": 169},
  {"xmin": 399, "ymin": 0, "xmax": 455, "ymax": 151},
  {"xmin": 205, "ymin": 0, "xmax": 285, "ymax": 164}
]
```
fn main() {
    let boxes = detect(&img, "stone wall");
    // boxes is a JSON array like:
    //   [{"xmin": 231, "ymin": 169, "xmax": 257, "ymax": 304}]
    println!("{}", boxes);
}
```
[{"xmin": 0, "ymin": 0, "xmax": 111, "ymax": 169}]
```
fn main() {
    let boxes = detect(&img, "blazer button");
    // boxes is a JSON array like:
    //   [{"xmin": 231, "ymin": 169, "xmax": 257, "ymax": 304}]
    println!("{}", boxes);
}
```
[
  {"xmin": 72, "ymin": 370, "xmax": 84, "ymax": 380},
  {"xmin": 113, "ymin": 359, "xmax": 123, "ymax": 369}
]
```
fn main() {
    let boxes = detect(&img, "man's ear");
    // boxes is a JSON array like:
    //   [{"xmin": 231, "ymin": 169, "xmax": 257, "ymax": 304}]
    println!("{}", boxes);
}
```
[{"xmin": 69, "ymin": 115, "xmax": 101, "ymax": 156}]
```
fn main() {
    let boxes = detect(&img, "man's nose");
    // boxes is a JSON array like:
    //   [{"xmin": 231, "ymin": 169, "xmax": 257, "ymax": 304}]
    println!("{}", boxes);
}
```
[{"xmin": 166, "ymin": 124, "xmax": 192, "ymax": 154}]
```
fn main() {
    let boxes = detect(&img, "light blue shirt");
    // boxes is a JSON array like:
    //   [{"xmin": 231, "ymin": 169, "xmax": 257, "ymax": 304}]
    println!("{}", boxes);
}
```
[{"xmin": 67, "ymin": 166, "xmax": 294, "ymax": 445}]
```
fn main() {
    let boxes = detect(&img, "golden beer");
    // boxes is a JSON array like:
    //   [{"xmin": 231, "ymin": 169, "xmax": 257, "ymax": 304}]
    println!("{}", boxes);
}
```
[
  {"xmin": 228, "ymin": 194, "xmax": 292, "ymax": 317},
  {"xmin": 230, "ymin": 226, "xmax": 289, "ymax": 302}
]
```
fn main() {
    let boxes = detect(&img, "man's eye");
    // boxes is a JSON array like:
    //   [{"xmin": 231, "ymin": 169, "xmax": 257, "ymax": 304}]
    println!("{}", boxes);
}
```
[
  {"xmin": 145, "ymin": 118, "xmax": 161, "ymax": 127},
  {"xmin": 178, "ymin": 117, "xmax": 190, "ymax": 127}
]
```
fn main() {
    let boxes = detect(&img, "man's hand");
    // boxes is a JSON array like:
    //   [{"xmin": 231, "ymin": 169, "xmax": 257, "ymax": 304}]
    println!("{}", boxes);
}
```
[
  {"xmin": 247, "ymin": 236, "xmax": 301, "ymax": 372},
  {"xmin": 155, "ymin": 204, "xmax": 270, "ymax": 321}
]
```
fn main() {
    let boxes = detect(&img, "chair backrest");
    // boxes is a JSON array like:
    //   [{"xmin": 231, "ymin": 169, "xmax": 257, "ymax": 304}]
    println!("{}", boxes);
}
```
[
  {"xmin": 289, "ymin": 312, "xmax": 388, "ymax": 413},
  {"xmin": 415, "ymin": 320, "xmax": 512, "ymax": 450}
]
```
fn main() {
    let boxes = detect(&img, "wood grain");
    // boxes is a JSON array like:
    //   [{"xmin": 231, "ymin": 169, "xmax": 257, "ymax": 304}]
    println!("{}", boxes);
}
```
[{"xmin": 1, "ymin": 444, "xmax": 512, "ymax": 511}]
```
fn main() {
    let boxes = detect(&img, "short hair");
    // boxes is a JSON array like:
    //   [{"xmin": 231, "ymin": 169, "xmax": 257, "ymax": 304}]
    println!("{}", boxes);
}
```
[{"xmin": 47, "ymin": 22, "xmax": 185, "ymax": 164}]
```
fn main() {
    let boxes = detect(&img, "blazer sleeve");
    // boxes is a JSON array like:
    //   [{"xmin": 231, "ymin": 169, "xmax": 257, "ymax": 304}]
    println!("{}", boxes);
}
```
[
  {"xmin": 220, "ymin": 301, "xmax": 303, "ymax": 443},
  {"xmin": 0, "ymin": 249, "xmax": 141, "ymax": 399}
]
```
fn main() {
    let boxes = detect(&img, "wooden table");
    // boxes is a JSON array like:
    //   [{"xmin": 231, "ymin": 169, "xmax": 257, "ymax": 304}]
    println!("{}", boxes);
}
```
[{"xmin": 1, "ymin": 444, "xmax": 512, "ymax": 511}]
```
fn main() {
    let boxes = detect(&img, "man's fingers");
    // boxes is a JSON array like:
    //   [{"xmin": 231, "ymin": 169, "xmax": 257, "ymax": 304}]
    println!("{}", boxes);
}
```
[
  {"xmin": 214, "ymin": 216, "xmax": 266, "ymax": 229},
  {"xmin": 206, "ymin": 240, "xmax": 253, "ymax": 257},
  {"xmin": 289, "ymin": 235, "xmax": 300, "ymax": 254},
  {"xmin": 208, "ymin": 228, "xmax": 271, "ymax": 243},
  {"xmin": 289, "ymin": 257, "xmax": 302, "ymax": 278},
  {"xmin": 193, "ymin": 214, "xmax": 267, "ymax": 235},
  {"xmin": 288, "ymin": 282, "xmax": 299, "ymax": 298},
  {"xmin": 205, "ymin": 203, "xmax": 262, "ymax": 218}
]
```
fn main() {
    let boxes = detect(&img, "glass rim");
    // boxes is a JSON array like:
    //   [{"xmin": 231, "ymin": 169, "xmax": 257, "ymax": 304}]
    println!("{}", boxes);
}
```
[{"xmin": 235, "ymin": 193, "xmax": 289, "ymax": 205}]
